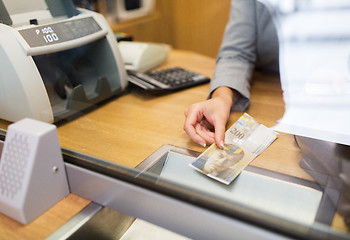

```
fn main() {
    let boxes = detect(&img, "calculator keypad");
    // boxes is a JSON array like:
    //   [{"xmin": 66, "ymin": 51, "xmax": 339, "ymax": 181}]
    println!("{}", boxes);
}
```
[{"xmin": 127, "ymin": 67, "xmax": 210, "ymax": 92}]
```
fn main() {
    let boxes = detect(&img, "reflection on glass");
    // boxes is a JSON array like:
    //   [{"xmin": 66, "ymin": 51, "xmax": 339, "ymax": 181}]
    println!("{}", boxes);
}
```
[{"xmin": 262, "ymin": 0, "xmax": 350, "ymax": 145}]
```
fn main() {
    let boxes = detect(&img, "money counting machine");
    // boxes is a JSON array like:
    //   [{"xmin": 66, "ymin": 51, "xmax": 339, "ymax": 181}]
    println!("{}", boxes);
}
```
[{"xmin": 0, "ymin": 0, "xmax": 128, "ymax": 123}]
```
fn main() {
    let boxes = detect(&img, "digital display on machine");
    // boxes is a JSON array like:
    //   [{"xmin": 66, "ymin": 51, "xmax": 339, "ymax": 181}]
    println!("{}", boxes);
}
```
[{"xmin": 19, "ymin": 17, "xmax": 102, "ymax": 48}]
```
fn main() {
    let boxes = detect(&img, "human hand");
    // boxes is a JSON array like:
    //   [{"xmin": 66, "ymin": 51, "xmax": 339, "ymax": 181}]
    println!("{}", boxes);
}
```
[{"xmin": 184, "ymin": 87, "xmax": 235, "ymax": 148}]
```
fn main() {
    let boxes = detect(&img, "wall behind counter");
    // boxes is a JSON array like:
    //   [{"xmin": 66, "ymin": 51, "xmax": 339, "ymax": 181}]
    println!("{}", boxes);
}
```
[{"xmin": 97, "ymin": 0, "xmax": 231, "ymax": 58}]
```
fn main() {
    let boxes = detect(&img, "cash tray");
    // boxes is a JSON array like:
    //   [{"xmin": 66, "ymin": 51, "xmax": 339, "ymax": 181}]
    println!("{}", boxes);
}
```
[{"xmin": 137, "ymin": 145, "xmax": 335, "ymax": 226}]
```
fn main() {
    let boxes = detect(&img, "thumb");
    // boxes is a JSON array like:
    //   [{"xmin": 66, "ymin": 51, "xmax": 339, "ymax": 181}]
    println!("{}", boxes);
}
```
[{"xmin": 214, "ymin": 120, "xmax": 226, "ymax": 149}]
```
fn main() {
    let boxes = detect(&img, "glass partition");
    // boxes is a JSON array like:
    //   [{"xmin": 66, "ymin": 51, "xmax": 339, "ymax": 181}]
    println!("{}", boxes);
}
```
[{"xmin": 61, "ymin": 142, "xmax": 350, "ymax": 239}]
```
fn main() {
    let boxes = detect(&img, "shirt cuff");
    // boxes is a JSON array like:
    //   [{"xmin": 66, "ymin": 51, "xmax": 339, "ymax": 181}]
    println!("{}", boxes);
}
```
[{"xmin": 209, "ymin": 60, "xmax": 253, "ymax": 111}]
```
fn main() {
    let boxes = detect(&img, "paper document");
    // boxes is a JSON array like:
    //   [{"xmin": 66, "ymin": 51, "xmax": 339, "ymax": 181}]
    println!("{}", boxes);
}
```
[{"xmin": 190, "ymin": 113, "xmax": 278, "ymax": 185}]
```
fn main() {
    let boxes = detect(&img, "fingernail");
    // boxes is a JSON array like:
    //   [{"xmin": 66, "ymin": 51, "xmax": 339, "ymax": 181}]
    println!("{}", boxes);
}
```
[
  {"xmin": 220, "ymin": 140, "xmax": 224, "ymax": 148},
  {"xmin": 201, "ymin": 142, "xmax": 206, "ymax": 147}
]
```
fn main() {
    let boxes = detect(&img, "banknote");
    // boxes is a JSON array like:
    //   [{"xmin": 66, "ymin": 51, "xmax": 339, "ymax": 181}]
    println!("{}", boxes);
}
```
[{"xmin": 190, "ymin": 113, "xmax": 278, "ymax": 185}]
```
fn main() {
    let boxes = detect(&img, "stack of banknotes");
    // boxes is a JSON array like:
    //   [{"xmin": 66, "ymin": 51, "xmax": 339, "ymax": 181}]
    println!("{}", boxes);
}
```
[{"xmin": 190, "ymin": 113, "xmax": 278, "ymax": 185}]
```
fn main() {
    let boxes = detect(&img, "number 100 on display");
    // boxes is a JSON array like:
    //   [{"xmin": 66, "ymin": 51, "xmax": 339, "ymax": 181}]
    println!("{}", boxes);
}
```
[{"xmin": 36, "ymin": 27, "xmax": 59, "ymax": 43}]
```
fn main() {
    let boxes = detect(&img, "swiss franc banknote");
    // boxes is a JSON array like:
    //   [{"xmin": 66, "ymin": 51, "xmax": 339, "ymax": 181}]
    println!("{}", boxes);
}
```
[{"xmin": 190, "ymin": 113, "xmax": 278, "ymax": 185}]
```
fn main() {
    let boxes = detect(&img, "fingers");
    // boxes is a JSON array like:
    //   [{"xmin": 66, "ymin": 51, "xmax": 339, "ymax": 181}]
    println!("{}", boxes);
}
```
[
  {"xmin": 184, "ymin": 107, "xmax": 189, "ymax": 117},
  {"xmin": 201, "ymin": 118, "xmax": 215, "ymax": 132},
  {"xmin": 183, "ymin": 106, "xmax": 207, "ymax": 147},
  {"xmin": 184, "ymin": 97, "xmax": 231, "ymax": 148},
  {"xmin": 183, "ymin": 125, "xmax": 207, "ymax": 147},
  {"xmin": 195, "ymin": 121, "xmax": 215, "ymax": 144}
]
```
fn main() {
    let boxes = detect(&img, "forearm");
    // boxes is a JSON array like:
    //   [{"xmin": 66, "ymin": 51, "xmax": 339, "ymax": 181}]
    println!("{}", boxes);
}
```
[{"xmin": 210, "ymin": 0, "xmax": 258, "ymax": 111}]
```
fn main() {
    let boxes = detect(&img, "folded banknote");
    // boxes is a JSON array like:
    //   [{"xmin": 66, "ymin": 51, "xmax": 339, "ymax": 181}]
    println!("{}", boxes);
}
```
[{"xmin": 190, "ymin": 113, "xmax": 278, "ymax": 185}]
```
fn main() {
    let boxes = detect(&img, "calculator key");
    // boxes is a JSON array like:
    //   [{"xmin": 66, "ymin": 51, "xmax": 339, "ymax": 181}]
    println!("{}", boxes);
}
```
[{"xmin": 135, "ymin": 73, "xmax": 170, "ymax": 89}]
